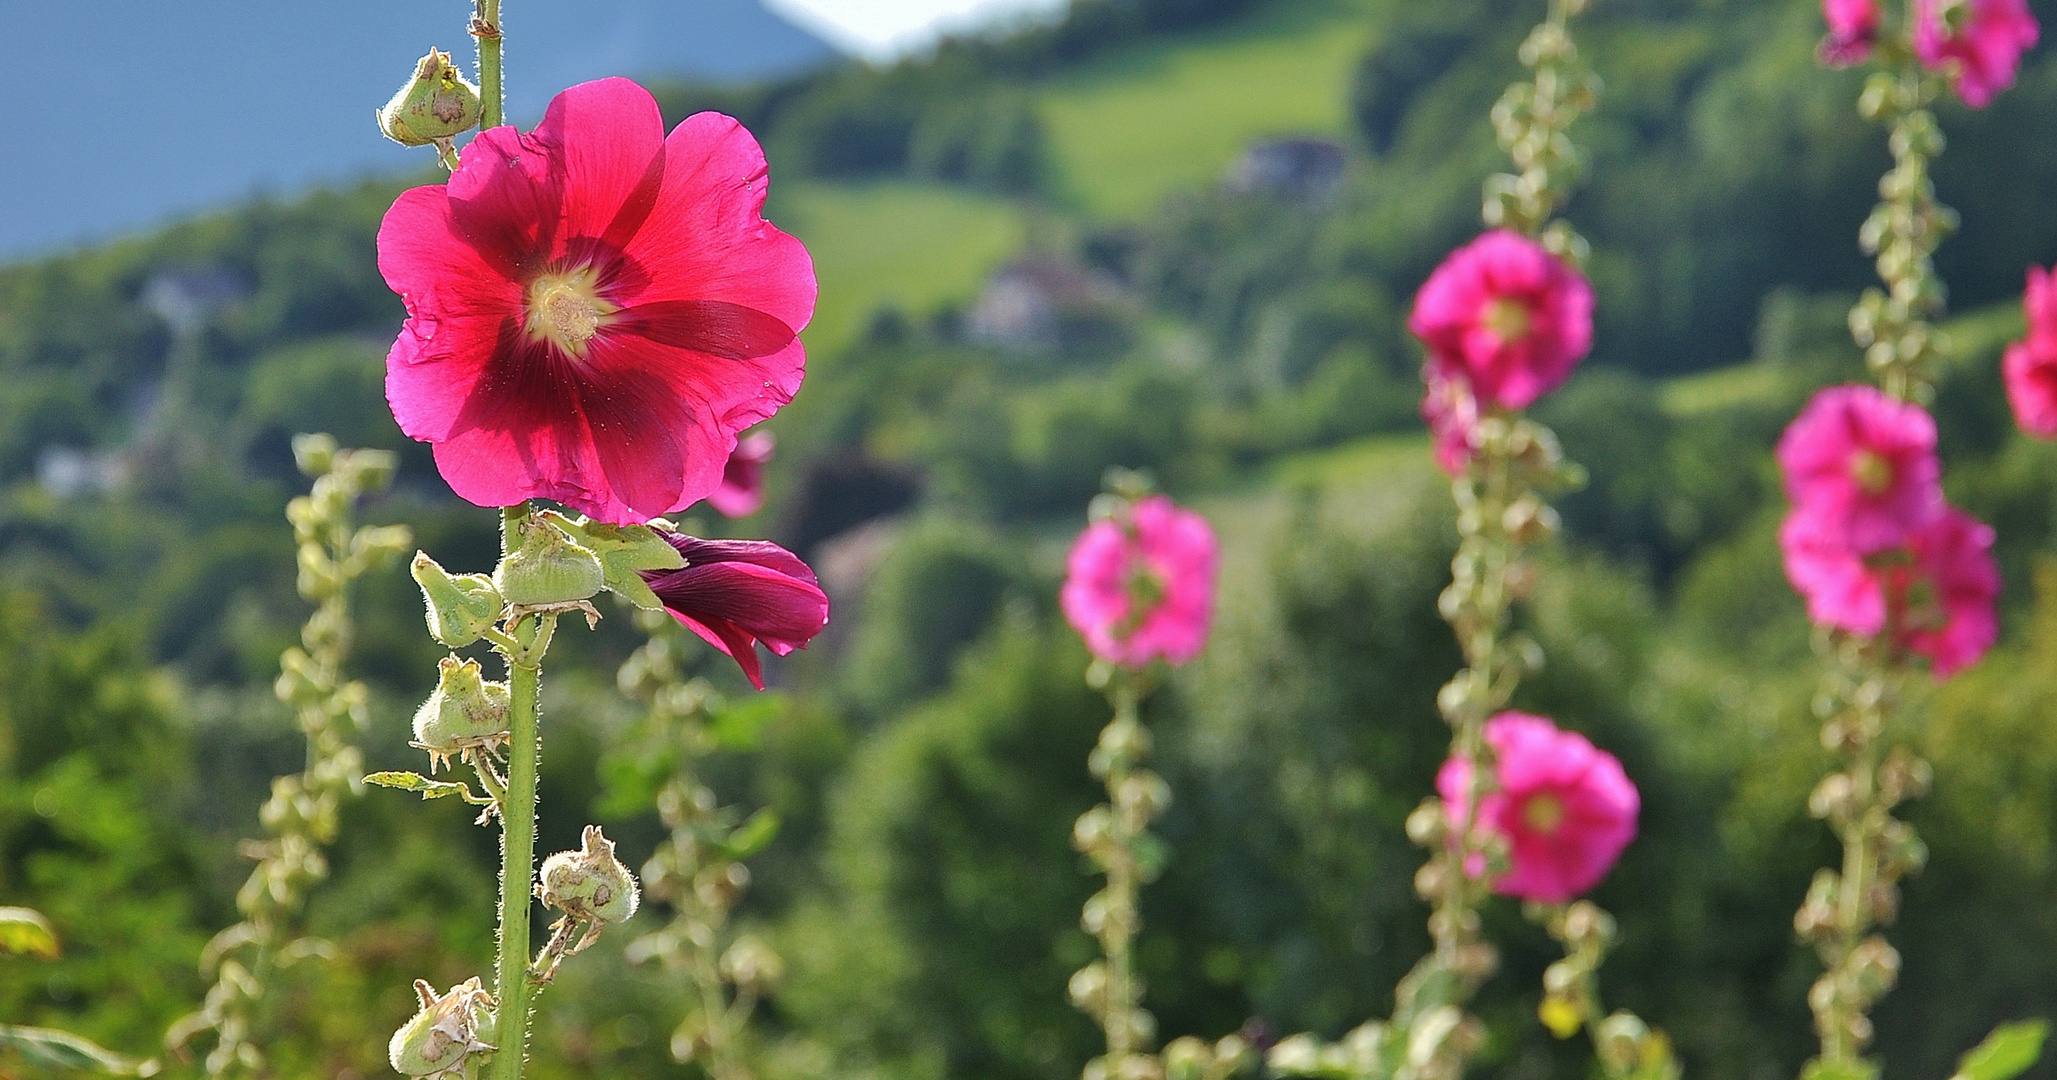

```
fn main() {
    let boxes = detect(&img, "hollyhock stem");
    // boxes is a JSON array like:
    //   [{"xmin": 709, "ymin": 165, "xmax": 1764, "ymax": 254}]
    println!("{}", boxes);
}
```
[
  {"xmin": 1072, "ymin": 671, "xmax": 1164, "ymax": 1079},
  {"xmin": 491, "ymin": 610, "xmax": 544, "ymax": 1080},
  {"xmin": 1849, "ymin": 60, "xmax": 1951, "ymax": 403},
  {"xmin": 474, "ymin": 0, "xmax": 503, "ymax": 130}
]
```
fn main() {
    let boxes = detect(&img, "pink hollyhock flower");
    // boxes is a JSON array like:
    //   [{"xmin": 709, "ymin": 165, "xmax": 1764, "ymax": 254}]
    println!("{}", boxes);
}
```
[
  {"xmin": 1408, "ymin": 230, "xmax": 1594, "ymax": 410},
  {"xmin": 1776, "ymin": 385, "xmax": 1944, "ymax": 554},
  {"xmin": 378, "ymin": 77, "xmax": 816, "ymax": 525},
  {"xmin": 1895, "ymin": 506, "xmax": 2000, "ymax": 676},
  {"xmin": 1436, "ymin": 712, "xmax": 1639, "ymax": 904},
  {"xmin": 641, "ymin": 531, "xmax": 829, "ymax": 689},
  {"xmin": 1061, "ymin": 495, "xmax": 1219, "ymax": 668},
  {"xmin": 708, "ymin": 431, "xmax": 776, "ymax": 518},
  {"xmin": 1915, "ymin": 0, "xmax": 2040, "ymax": 108},
  {"xmin": 2004, "ymin": 266, "xmax": 2057, "ymax": 438},
  {"xmin": 1820, "ymin": 0, "xmax": 1882, "ymax": 65},
  {"xmin": 1422, "ymin": 370, "xmax": 1480, "ymax": 476},
  {"xmin": 1781, "ymin": 507, "xmax": 1999, "ymax": 678}
]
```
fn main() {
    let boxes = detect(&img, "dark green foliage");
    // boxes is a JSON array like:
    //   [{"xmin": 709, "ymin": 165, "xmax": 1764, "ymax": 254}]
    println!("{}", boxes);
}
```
[{"xmin": 845, "ymin": 516, "xmax": 1024, "ymax": 715}]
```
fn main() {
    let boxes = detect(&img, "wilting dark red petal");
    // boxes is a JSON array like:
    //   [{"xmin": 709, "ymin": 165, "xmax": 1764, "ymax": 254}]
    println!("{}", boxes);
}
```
[{"xmin": 644, "ymin": 552, "xmax": 830, "ymax": 689}]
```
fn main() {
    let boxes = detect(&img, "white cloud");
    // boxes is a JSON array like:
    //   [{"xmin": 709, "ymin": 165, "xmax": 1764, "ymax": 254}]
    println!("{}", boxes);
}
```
[{"xmin": 764, "ymin": 0, "xmax": 1070, "ymax": 59}]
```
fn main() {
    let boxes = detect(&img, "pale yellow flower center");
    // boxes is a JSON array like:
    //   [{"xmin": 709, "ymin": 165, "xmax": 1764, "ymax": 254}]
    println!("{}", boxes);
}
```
[
  {"xmin": 1482, "ymin": 297, "xmax": 1533, "ymax": 344},
  {"xmin": 1521, "ymin": 792, "xmax": 1565, "ymax": 834},
  {"xmin": 1849, "ymin": 449, "xmax": 1894, "ymax": 496},
  {"xmin": 525, "ymin": 267, "xmax": 618, "ymax": 357}
]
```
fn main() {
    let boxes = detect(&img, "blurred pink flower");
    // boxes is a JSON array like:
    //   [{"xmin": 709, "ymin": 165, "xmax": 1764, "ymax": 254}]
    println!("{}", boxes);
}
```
[
  {"xmin": 1776, "ymin": 385, "xmax": 1944, "ymax": 555},
  {"xmin": 708, "ymin": 431, "xmax": 776, "ymax": 518},
  {"xmin": 642, "ymin": 531, "xmax": 829, "ymax": 689},
  {"xmin": 1422, "ymin": 369, "xmax": 1480, "ymax": 476},
  {"xmin": 1915, "ymin": 0, "xmax": 2039, "ymax": 108},
  {"xmin": 1820, "ymin": 0, "xmax": 1882, "ymax": 65},
  {"xmin": 1061, "ymin": 495, "xmax": 1219, "ymax": 668},
  {"xmin": 2004, "ymin": 265, "xmax": 2057, "ymax": 438},
  {"xmin": 1409, "ymin": 230, "xmax": 1593, "ymax": 410},
  {"xmin": 377, "ymin": 77, "xmax": 815, "ymax": 524},
  {"xmin": 1780, "ymin": 506, "xmax": 1999, "ymax": 678},
  {"xmin": 1437, "ymin": 712, "xmax": 1640, "ymax": 904}
]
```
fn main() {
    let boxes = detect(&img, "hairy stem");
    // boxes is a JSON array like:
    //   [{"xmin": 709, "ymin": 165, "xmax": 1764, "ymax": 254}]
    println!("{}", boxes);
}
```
[
  {"xmin": 491, "ymin": 621, "xmax": 541, "ymax": 1080},
  {"xmin": 475, "ymin": 0, "xmax": 504, "ymax": 130}
]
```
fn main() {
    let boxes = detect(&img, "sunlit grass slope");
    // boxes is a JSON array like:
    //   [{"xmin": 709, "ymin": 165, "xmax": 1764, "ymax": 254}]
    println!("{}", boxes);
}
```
[
  {"xmin": 1037, "ymin": 0, "xmax": 1379, "ymax": 219},
  {"xmin": 771, "ymin": 180, "xmax": 1027, "ymax": 358}
]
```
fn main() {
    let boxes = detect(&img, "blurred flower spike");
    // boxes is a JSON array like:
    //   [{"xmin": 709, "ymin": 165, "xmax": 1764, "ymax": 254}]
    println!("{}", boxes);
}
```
[
  {"xmin": 1914, "ymin": 0, "xmax": 2039, "ymax": 108},
  {"xmin": 1436, "ymin": 712, "xmax": 1640, "ymax": 904},
  {"xmin": 1820, "ymin": 0, "xmax": 1882, "ymax": 66},
  {"xmin": 376, "ymin": 77, "xmax": 816, "ymax": 525},
  {"xmin": 1061, "ymin": 484, "xmax": 1220, "ymax": 669},
  {"xmin": 640, "ymin": 529, "xmax": 829, "ymax": 690},
  {"xmin": 1409, "ymin": 229, "xmax": 1594, "ymax": 413},
  {"xmin": 1778, "ymin": 386, "xmax": 1998, "ymax": 677},
  {"xmin": 2004, "ymin": 264, "xmax": 2057, "ymax": 438}
]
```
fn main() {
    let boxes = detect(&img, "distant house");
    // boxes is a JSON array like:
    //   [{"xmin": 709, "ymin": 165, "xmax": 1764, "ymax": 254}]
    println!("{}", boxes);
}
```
[
  {"xmin": 1225, "ymin": 137, "xmax": 1349, "ymax": 201},
  {"xmin": 965, "ymin": 256, "xmax": 1133, "ymax": 356},
  {"xmin": 141, "ymin": 266, "xmax": 250, "ymax": 337}
]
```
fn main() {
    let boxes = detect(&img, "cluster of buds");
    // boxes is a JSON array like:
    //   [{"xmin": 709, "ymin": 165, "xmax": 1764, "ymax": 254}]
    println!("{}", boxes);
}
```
[
  {"xmin": 1795, "ymin": 643, "xmax": 1930, "ymax": 1067},
  {"xmin": 618, "ymin": 623, "xmax": 785, "ymax": 1080},
  {"xmin": 1849, "ymin": 71, "xmax": 1957, "ymax": 402},
  {"xmin": 169, "ymin": 436, "xmax": 409, "ymax": 1077},
  {"xmin": 1533, "ymin": 903, "xmax": 1679, "ymax": 1080},
  {"xmin": 1483, "ymin": 0, "xmax": 1597, "ymax": 244},
  {"xmin": 1071, "ymin": 674, "xmax": 1172, "ymax": 1080}
]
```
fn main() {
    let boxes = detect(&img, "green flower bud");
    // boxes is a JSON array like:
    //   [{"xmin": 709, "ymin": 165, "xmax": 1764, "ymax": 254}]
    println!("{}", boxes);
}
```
[
  {"xmin": 389, "ymin": 977, "xmax": 497, "ymax": 1078},
  {"xmin": 539, "ymin": 511, "xmax": 684, "ymax": 610},
  {"xmin": 539, "ymin": 825, "xmax": 639, "ymax": 924},
  {"xmin": 377, "ymin": 49, "xmax": 483, "ymax": 148},
  {"xmin": 494, "ymin": 520, "xmax": 605, "ymax": 608},
  {"xmin": 412, "ymin": 552, "xmax": 504, "ymax": 647},
  {"xmin": 411, "ymin": 656, "xmax": 511, "ymax": 770}
]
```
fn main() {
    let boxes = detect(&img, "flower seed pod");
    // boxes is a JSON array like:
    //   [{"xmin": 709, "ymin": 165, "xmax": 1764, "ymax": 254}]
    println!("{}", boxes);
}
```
[
  {"xmin": 377, "ymin": 49, "xmax": 483, "ymax": 147},
  {"xmin": 388, "ymin": 977, "xmax": 496, "ymax": 1078},
  {"xmin": 539, "ymin": 825, "xmax": 640, "ymax": 924},
  {"xmin": 412, "ymin": 552, "xmax": 504, "ymax": 647},
  {"xmin": 412, "ymin": 656, "xmax": 511, "ymax": 770},
  {"xmin": 494, "ymin": 520, "xmax": 605, "ymax": 608}
]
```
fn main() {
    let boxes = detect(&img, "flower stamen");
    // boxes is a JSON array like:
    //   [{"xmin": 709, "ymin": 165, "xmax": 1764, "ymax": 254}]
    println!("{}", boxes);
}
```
[{"xmin": 525, "ymin": 268, "xmax": 618, "ymax": 358}]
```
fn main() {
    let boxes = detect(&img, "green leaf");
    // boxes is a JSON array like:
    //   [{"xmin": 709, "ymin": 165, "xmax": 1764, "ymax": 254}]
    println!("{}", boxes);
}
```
[
  {"xmin": 1955, "ymin": 1021, "xmax": 2049, "ymax": 1080},
  {"xmin": 721, "ymin": 809, "xmax": 782, "ymax": 860},
  {"xmin": 364, "ymin": 771, "xmax": 485, "ymax": 803},
  {"xmin": 0, "ymin": 1025, "xmax": 141, "ymax": 1074},
  {"xmin": 543, "ymin": 514, "xmax": 683, "ymax": 611},
  {"xmin": 0, "ymin": 907, "xmax": 58, "ymax": 959},
  {"xmin": 709, "ymin": 693, "xmax": 785, "ymax": 751},
  {"xmin": 1801, "ymin": 1057, "xmax": 1879, "ymax": 1080}
]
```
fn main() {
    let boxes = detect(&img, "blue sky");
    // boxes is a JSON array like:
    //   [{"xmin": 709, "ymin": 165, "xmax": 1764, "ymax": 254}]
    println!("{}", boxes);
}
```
[{"xmin": 765, "ymin": 0, "xmax": 1068, "ymax": 57}]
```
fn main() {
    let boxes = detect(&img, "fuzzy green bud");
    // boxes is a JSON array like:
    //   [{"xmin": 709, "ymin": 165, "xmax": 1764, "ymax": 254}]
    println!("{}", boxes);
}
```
[
  {"xmin": 411, "ymin": 656, "xmax": 510, "ymax": 769},
  {"xmin": 495, "ymin": 520, "xmax": 605, "ymax": 608},
  {"xmin": 377, "ymin": 49, "xmax": 482, "ymax": 147},
  {"xmin": 539, "ymin": 825, "xmax": 640, "ymax": 924},
  {"xmin": 389, "ymin": 977, "xmax": 497, "ymax": 1078},
  {"xmin": 540, "ymin": 512, "xmax": 684, "ymax": 610},
  {"xmin": 412, "ymin": 552, "xmax": 503, "ymax": 647}
]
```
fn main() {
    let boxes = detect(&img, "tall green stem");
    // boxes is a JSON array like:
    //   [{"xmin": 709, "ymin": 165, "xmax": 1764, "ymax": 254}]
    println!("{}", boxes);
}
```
[
  {"xmin": 476, "ymin": 0, "xmax": 503, "ymax": 130},
  {"xmin": 492, "ymin": 624, "xmax": 541, "ymax": 1080}
]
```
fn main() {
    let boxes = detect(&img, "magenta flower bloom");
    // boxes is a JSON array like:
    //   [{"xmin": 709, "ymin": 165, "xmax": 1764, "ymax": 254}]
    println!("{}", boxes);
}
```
[
  {"xmin": 1061, "ymin": 495, "xmax": 1219, "ymax": 668},
  {"xmin": 1422, "ymin": 369, "xmax": 1480, "ymax": 476},
  {"xmin": 2004, "ymin": 266, "xmax": 2057, "ymax": 439},
  {"xmin": 641, "ymin": 531, "xmax": 829, "ymax": 689},
  {"xmin": 1776, "ymin": 385, "xmax": 1944, "ymax": 555},
  {"xmin": 1915, "ymin": 0, "xmax": 2040, "ymax": 108},
  {"xmin": 1408, "ymin": 230, "xmax": 1594, "ymax": 411},
  {"xmin": 1436, "ymin": 712, "xmax": 1639, "ymax": 905},
  {"xmin": 1897, "ymin": 507, "xmax": 2000, "ymax": 676},
  {"xmin": 1781, "ymin": 506, "xmax": 1999, "ymax": 678},
  {"xmin": 708, "ymin": 431, "xmax": 776, "ymax": 518},
  {"xmin": 378, "ymin": 77, "xmax": 816, "ymax": 525},
  {"xmin": 1821, "ymin": 0, "xmax": 1882, "ymax": 65}
]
